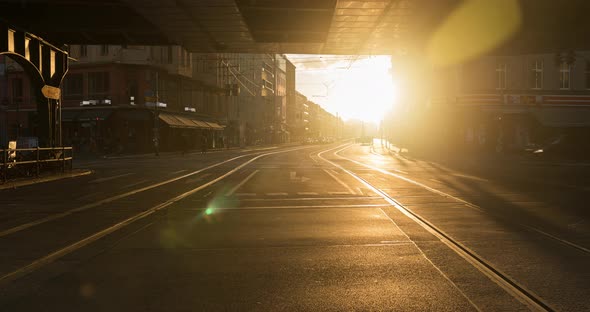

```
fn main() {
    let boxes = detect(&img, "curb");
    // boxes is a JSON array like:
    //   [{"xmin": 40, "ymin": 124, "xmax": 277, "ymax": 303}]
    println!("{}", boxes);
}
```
[
  {"xmin": 98, "ymin": 144, "xmax": 297, "ymax": 160},
  {"xmin": 0, "ymin": 169, "xmax": 94, "ymax": 190}
]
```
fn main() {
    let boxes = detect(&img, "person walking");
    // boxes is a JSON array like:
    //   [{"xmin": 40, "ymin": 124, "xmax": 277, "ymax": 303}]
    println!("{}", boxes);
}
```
[
  {"xmin": 153, "ymin": 136, "xmax": 160, "ymax": 157},
  {"xmin": 200, "ymin": 133, "xmax": 208, "ymax": 155}
]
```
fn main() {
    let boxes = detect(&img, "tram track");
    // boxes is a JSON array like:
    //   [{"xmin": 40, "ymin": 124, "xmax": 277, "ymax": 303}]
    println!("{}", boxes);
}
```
[
  {"xmin": 0, "ymin": 147, "xmax": 308, "ymax": 238},
  {"xmin": 0, "ymin": 144, "xmax": 327, "ymax": 286},
  {"xmin": 318, "ymin": 145, "xmax": 558, "ymax": 312},
  {"xmin": 336, "ymin": 145, "xmax": 590, "ymax": 255}
]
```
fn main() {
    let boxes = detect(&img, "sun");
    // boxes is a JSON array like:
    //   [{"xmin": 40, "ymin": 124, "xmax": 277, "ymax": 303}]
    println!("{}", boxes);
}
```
[
  {"xmin": 291, "ymin": 55, "xmax": 399, "ymax": 125},
  {"xmin": 327, "ymin": 56, "xmax": 397, "ymax": 124}
]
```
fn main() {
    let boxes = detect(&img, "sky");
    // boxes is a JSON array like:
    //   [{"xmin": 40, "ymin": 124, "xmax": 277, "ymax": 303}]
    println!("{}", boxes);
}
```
[{"xmin": 286, "ymin": 55, "xmax": 397, "ymax": 125}]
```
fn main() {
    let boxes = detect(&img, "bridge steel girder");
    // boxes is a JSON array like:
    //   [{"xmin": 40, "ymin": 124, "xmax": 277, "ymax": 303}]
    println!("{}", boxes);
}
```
[{"xmin": 0, "ymin": 22, "xmax": 69, "ymax": 147}]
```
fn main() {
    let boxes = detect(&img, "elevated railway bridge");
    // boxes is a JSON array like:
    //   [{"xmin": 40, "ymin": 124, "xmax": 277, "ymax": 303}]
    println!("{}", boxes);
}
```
[{"xmin": 1, "ymin": 0, "xmax": 589, "ymax": 146}]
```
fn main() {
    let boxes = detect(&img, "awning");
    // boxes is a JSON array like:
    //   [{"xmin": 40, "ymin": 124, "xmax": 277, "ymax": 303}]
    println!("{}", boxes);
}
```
[
  {"xmin": 176, "ymin": 115, "xmax": 201, "ymax": 128},
  {"xmin": 205, "ymin": 121, "xmax": 224, "ymax": 130},
  {"xmin": 159, "ymin": 114, "xmax": 189, "ymax": 128},
  {"xmin": 159, "ymin": 112, "xmax": 225, "ymax": 130},
  {"xmin": 191, "ymin": 120, "xmax": 210, "ymax": 128}
]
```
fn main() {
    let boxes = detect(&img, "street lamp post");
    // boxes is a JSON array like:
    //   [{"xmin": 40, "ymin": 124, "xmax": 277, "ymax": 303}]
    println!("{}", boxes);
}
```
[{"xmin": 153, "ymin": 71, "xmax": 160, "ymax": 156}]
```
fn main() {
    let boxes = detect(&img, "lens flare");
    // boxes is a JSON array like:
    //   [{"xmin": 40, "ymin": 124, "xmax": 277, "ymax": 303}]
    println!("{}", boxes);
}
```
[{"xmin": 427, "ymin": 0, "xmax": 522, "ymax": 67}]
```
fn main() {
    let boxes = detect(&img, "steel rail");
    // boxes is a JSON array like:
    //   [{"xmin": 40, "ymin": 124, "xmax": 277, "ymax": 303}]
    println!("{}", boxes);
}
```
[
  {"xmin": 337, "ymin": 145, "xmax": 590, "ymax": 255},
  {"xmin": 318, "ymin": 145, "xmax": 556, "ymax": 312},
  {"xmin": 0, "ymin": 144, "xmax": 324, "ymax": 286},
  {"xmin": 0, "ymin": 146, "xmax": 305, "ymax": 238}
]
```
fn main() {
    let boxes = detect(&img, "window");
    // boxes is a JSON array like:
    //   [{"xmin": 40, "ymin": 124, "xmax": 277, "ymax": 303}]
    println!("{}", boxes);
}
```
[
  {"xmin": 128, "ymin": 79, "xmax": 138, "ymax": 104},
  {"xmin": 530, "ymin": 60, "xmax": 543, "ymax": 89},
  {"xmin": 88, "ymin": 72, "xmax": 110, "ymax": 95},
  {"xmin": 11, "ymin": 78, "xmax": 23, "ymax": 99},
  {"xmin": 167, "ymin": 46, "xmax": 173, "ymax": 64},
  {"xmin": 80, "ymin": 45, "xmax": 88, "ymax": 57},
  {"xmin": 585, "ymin": 62, "xmax": 590, "ymax": 89},
  {"xmin": 100, "ymin": 45, "xmax": 109, "ymax": 56},
  {"xmin": 63, "ymin": 73, "xmax": 83, "ymax": 97},
  {"xmin": 559, "ymin": 61, "xmax": 571, "ymax": 90},
  {"xmin": 496, "ymin": 62, "xmax": 507, "ymax": 90},
  {"xmin": 160, "ymin": 47, "xmax": 165, "ymax": 64}
]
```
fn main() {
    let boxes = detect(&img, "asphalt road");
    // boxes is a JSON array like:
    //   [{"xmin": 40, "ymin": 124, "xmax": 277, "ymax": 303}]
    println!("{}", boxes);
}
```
[{"xmin": 0, "ymin": 142, "xmax": 588, "ymax": 311}]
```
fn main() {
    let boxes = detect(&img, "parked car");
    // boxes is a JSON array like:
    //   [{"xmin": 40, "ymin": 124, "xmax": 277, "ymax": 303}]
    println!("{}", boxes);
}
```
[{"xmin": 529, "ymin": 134, "xmax": 590, "ymax": 161}]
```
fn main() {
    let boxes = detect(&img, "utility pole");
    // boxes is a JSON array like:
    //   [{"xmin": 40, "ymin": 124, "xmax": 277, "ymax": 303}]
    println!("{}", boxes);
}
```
[
  {"xmin": 336, "ymin": 112, "xmax": 340, "ymax": 140},
  {"xmin": 361, "ymin": 121, "xmax": 365, "ymax": 138},
  {"xmin": 153, "ymin": 70, "xmax": 160, "ymax": 156},
  {"xmin": 272, "ymin": 54, "xmax": 277, "ymax": 144}
]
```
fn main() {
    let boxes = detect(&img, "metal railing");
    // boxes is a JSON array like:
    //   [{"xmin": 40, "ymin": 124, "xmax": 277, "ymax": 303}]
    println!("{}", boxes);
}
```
[{"xmin": 1, "ymin": 147, "xmax": 73, "ymax": 183}]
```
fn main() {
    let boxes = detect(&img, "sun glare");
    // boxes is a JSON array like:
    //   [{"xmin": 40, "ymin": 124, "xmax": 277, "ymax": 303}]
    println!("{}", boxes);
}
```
[{"xmin": 292, "ymin": 55, "xmax": 397, "ymax": 124}]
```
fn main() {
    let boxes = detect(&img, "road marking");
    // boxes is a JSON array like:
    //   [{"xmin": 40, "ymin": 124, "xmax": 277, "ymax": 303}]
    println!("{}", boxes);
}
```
[
  {"xmin": 184, "ymin": 173, "xmax": 211, "ymax": 184},
  {"xmin": 336, "ymin": 145, "xmax": 590, "ymax": 255},
  {"xmin": 234, "ymin": 193, "xmax": 257, "ymax": 197},
  {"xmin": 297, "ymin": 192, "xmax": 319, "ymax": 196},
  {"xmin": 328, "ymin": 191, "xmax": 351, "ymax": 195},
  {"xmin": 238, "ymin": 196, "xmax": 382, "ymax": 201},
  {"xmin": 123, "ymin": 179, "xmax": 150, "ymax": 189},
  {"xmin": 323, "ymin": 169, "xmax": 357, "ymax": 194},
  {"xmin": 188, "ymin": 204, "xmax": 392, "ymax": 210},
  {"xmin": 266, "ymin": 192, "xmax": 288, "ymax": 196},
  {"xmin": 290, "ymin": 171, "xmax": 311, "ymax": 182},
  {"xmin": 170, "ymin": 169, "xmax": 188, "ymax": 175},
  {"xmin": 0, "ymin": 153, "xmax": 266, "ymax": 238},
  {"xmin": 226, "ymin": 170, "xmax": 259, "ymax": 195},
  {"xmin": 319, "ymin": 145, "xmax": 557, "ymax": 312},
  {"xmin": 88, "ymin": 172, "xmax": 134, "ymax": 183},
  {"xmin": 308, "ymin": 151, "xmax": 320, "ymax": 163},
  {"xmin": 452, "ymin": 173, "xmax": 489, "ymax": 182},
  {"xmin": 0, "ymin": 144, "xmax": 319, "ymax": 285}
]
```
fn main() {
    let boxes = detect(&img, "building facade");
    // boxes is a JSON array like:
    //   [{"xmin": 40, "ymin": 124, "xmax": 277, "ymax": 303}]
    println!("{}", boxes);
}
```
[
  {"xmin": 291, "ymin": 91, "xmax": 310, "ymax": 142},
  {"xmin": 2, "ymin": 50, "xmax": 331, "ymax": 151},
  {"xmin": 1, "ymin": 45, "xmax": 227, "ymax": 154},
  {"xmin": 390, "ymin": 51, "xmax": 590, "ymax": 158},
  {"xmin": 207, "ymin": 53, "xmax": 294, "ymax": 146}
]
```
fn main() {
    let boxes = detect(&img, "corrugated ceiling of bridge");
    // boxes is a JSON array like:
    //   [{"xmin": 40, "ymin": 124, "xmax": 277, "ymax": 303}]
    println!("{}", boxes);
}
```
[
  {"xmin": 121, "ymin": 0, "xmax": 422, "ymax": 55},
  {"xmin": 0, "ymin": 0, "xmax": 459, "ymax": 54},
  {"xmin": 2, "ymin": 0, "xmax": 590, "ymax": 55}
]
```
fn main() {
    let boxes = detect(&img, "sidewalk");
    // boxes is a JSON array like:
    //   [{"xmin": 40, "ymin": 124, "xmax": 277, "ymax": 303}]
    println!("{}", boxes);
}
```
[
  {"xmin": 0, "ymin": 169, "xmax": 93, "ymax": 190},
  {"xmin": 96, "ymin": 142, "xmax": 300, "ymax": 160},
  {"xmin": 3, "ymin": 142, "xmax": 302, "ymax": 189},
  {"xmin": 377, "ymin": 138, "xmax": 590, "ymax": 168}
]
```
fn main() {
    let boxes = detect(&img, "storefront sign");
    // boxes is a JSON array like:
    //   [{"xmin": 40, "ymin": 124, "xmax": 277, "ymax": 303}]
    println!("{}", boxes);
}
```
[{"xmin": 41, "ymin": 85, "xmax": 61, "ymax": 100}]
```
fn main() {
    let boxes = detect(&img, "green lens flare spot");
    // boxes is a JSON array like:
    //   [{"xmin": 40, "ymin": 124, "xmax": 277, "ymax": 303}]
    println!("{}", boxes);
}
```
[{"xmin": 205, "ymin": 207, "xmax": 214, "ymax": 215}]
